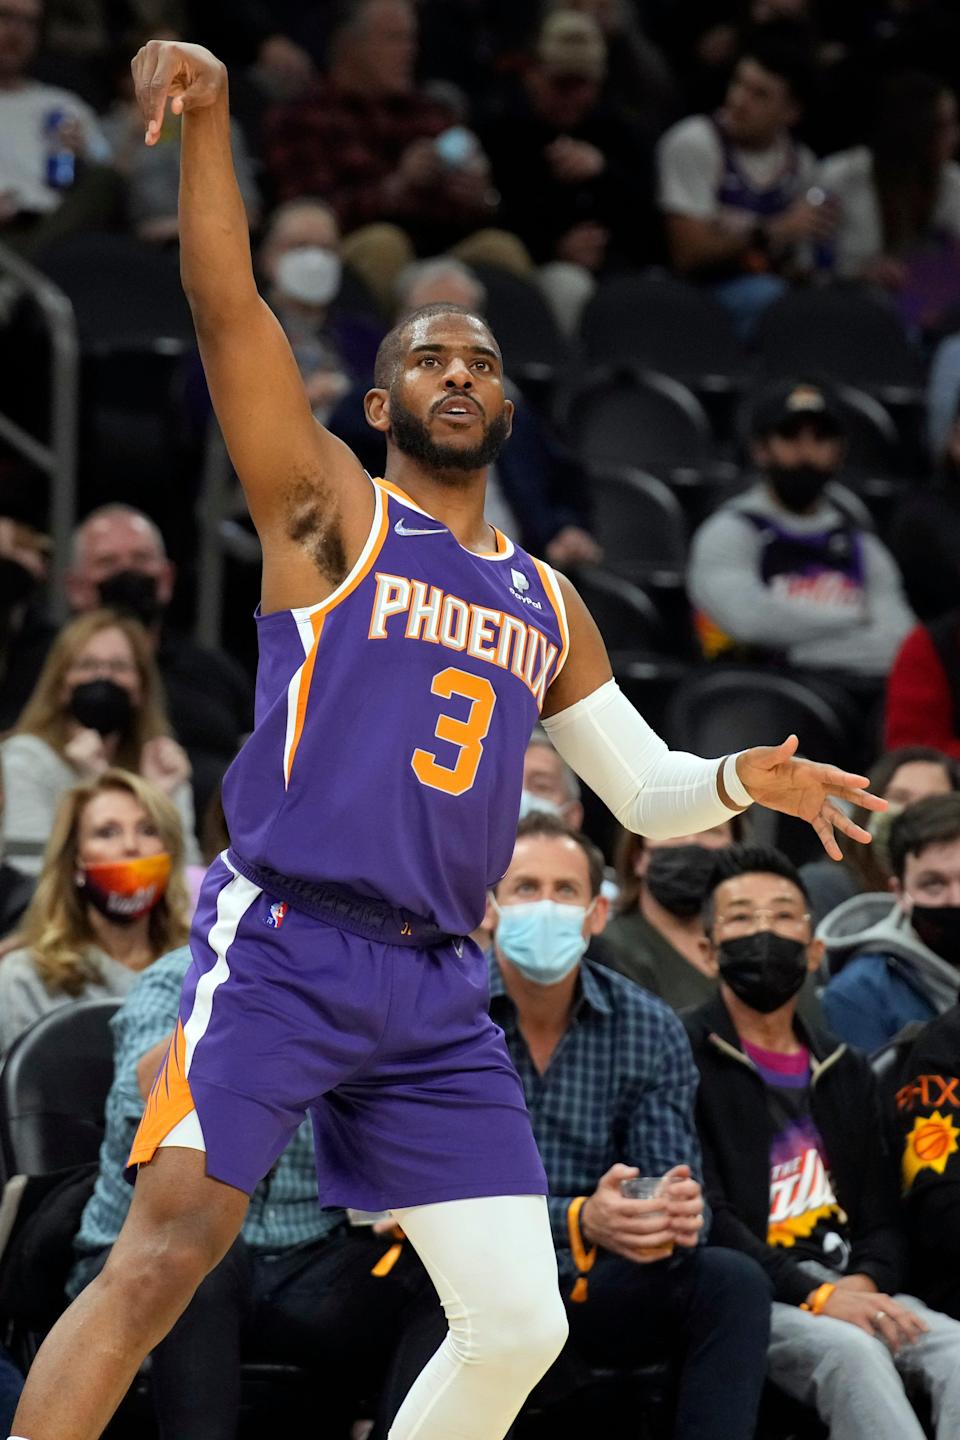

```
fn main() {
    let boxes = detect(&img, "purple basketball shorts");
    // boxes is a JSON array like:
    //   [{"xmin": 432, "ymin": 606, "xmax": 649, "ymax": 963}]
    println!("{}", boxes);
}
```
[{"xmin": 129, "ymin": 854, "xmax": 548, "ymax": 1209}]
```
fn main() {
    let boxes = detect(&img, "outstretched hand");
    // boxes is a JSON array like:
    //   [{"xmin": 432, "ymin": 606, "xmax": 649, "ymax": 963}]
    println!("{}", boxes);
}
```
[
  {"xmin": 131, "ymin": 40, "xmax": 225, "ymax": 146},
  {"xmin": 736, "ymin": 735, "xmax": 885, "ymax": 862}
]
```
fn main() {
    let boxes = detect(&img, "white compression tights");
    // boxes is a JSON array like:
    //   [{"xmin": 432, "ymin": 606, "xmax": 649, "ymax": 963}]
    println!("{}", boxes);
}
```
[{"xmin": 387, "ymin": 1194, "xmax": 569, "ymax": 1440}]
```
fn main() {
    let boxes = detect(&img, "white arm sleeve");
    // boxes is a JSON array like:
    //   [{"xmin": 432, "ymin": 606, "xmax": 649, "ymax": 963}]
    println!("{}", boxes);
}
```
[{"xmin": 541, "ymin": 678, "xmax": 753, "ymax": 840}]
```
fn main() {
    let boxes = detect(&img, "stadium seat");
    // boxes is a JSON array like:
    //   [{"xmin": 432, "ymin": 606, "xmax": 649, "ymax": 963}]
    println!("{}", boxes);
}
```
[
  {"xmin": 578, "ymin": 272, "xmax": 746, "ymax": 396},
  {"xmin": 587, "ymin": 464, "xmax": 688, "ymax": 586},
  {"xmin": 0, "ymin": 1000, "xmax": 121, "ymax": 1181},
  {"xmin": 753, "ymin": 287, "xmax": 923, "ymax": 406},
  {"xmin": 562, "ymin": 368, "xmax": 721, "ymax": 486},
  {"xmin": 471, "ymin": 263, "xmax": 570, "ymax": 390},
  {"xmin": 665, "ymin": 668, "xmax": 857, "ymax": 864},
  {"xmin": 571, "ymin": 563, "xmax": 665, "ymax": 656},
  {"xmin": 36, "ymin": 233, "xmax": 193, "ymax": 351}
]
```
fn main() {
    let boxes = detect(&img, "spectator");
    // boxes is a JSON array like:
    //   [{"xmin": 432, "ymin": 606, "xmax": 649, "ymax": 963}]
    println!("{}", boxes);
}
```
[
  {"xmin": 1, "ymin": 609, "xmax": 200, "ymax": 876},
  {"xmin": 393, "ymin": 258, "xmax": 601, "ymax": 566},
  {"xmin": 894, "ymin": 992, "xmax": 960, "ymax": 1324},
  {"xmin": 889, "ymin": 400, "xmax": 960, "ymax": 624},
  {"xmin": 0, "ymin": 767, "xmax": 34, "ymax": 941},
  {"xmin": 0, "ymin": 463, "xmax": 56, "ymax": 733},
  {"xmin": 603, "ymin": 819, "xmax": 738, "ymax": 1007},
  {"xmin": 688, "ymin": 379, "xmax": 915, "ymax": 681},
  {"xmin": 802, "ymin": 747, "xmax": 959, "ymax": 925},
  {"xmin": 521, "ymin": 728, "xmax": 584, "ymax": 828},
  {"xmin": 66, "ymin": 505, "xmax": 253, "ymax": 817},
  {"xmin": 480, "ymin": 11, "xmax": 659, "ymax": 327},
  {"xmin": 259, "ymin": 198, "xmax": 383, "ymax": 400},
  {"xmin": 819, "ymin": 73, "xmax": 960, "ymax": 331},
  {"xmin": 656, "ymin": 23, "xmax": 824, "ymax": 335},
  {"xmin": 0, "ymin": 0, "xmax": 118, "ymax": 258},
  {"xmin": 820, "ymin": 794, "xmax": 960, "ymax": 1051},
  {"xmin": 886, "ymin": 619, "xmax": 960, "ymax": 762},
  {"xmin": 264, "ymin": 0, "xmax": 527, "ymax": 311},
  {"xmin": 686, "ymin": 843, "xmax": 960, "ymax": 1440},
  {"xmin": 68, "ymin": 944, "xmax": 429, "ymax": 1440},
  {"xmin": 378, "ymin": 813, "xmax": 773, "ymax": 1440},
  {"xmin": 546, "ymin": 0, "xmax": 678, "ymax": 136},
  {"xmin": 0, "ymin": 769, "xmax": 190, "ymax": 1052},
  {"xmin": 101, "ymin": 27, "xmax": 260, "ymax": 245}
]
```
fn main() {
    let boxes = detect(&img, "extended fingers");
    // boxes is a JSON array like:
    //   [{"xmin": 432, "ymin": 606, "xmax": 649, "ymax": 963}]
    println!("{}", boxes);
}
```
[
  {"xmin": 823, "ymin": 803, "xmax": 871, "ymax": 845},
  {"xmin": 812, "ymin": 811, "xmax": 842, "ymax": 862}
]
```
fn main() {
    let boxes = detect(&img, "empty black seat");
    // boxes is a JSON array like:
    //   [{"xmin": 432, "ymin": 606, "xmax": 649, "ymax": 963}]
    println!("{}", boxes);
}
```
[
  {"xmin": 666, "ymin": 667, "xmax": 852, "ymax": 760},
  {"xmin": 579, "ymin": 272, "xmax": 746, "ymax": 393},
  {"xmin": 571, "ymin": 563, "xmax": 664, "ymax": 655},
  {"xmin": 471, "ymin": 263, "xmax": 569, "ymax": 385},
  {"xmin": 0, "ymin": 999, "xmax": 121, "ymax": 1181},
  {"xmin": 753, "ymin": 287, "xmax": 922, "ymax": 404},
  {"xmin": 588, "ymin": 464, "xmax": 688, "ymax": 585},
  {"xmin": 37, "ymin": 233, "xmax": 193, "ymax": 351},
  {"xmin": 563, "ymin": 368, "xmax": 714, "ymax": 483}
]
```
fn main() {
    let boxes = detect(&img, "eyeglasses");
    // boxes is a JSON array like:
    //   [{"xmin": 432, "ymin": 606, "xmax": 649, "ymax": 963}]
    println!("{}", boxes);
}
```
[{"xmin": 716, "ymin": 908, "xmax": 810, "ymax": 934}]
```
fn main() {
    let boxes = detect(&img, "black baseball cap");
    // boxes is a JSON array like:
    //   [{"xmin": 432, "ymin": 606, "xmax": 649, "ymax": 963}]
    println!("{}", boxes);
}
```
[{"xmin": 749, "ymin": 380, "xmax": 845, "ymax": 440}]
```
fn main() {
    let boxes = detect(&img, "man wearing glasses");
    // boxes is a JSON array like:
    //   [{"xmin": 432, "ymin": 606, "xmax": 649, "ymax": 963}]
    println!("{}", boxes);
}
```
[{"xmin": 685, "ymin": 844, "xmax": 960, "ymax": 1440}]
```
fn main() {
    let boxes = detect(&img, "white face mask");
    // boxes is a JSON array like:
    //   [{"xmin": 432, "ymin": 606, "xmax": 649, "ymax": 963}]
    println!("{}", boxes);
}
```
[
  {"xmin": 274, "ymin": 246, "xmax": 342, "ymax": 306},
  {"xmin": 517, "ymin": 789, "xmax": 565, "ymax": 822}
]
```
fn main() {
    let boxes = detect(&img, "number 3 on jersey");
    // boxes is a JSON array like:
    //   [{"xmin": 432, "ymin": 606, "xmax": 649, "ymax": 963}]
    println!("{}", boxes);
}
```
[{"xmin": 412, "ymin": 666, "xmax": 496, "ymax": 796}]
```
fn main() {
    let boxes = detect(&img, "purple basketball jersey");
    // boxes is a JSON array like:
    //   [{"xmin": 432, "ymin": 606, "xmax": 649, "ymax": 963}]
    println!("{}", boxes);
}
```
[{"xmin": 222, "ymin": 479, "xmax": 570, "ymax": 935}]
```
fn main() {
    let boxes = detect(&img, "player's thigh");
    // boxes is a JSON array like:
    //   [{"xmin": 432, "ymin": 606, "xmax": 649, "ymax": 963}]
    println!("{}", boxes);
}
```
[{"xmin": 107, "ymin": 1148, "xmax": 250, "ymax": 1289}]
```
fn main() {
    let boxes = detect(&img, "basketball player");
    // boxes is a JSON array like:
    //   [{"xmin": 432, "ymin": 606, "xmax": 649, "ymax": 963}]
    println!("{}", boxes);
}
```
[{"xmin": 9, "ymin": 41, "xmax": 887, "ymax": 1440}]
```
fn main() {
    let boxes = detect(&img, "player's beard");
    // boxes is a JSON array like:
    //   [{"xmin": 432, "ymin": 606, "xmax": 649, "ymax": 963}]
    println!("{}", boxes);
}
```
[{"xmin": 388, "ymin": 390, "xmax": 510, "ymax": 479}]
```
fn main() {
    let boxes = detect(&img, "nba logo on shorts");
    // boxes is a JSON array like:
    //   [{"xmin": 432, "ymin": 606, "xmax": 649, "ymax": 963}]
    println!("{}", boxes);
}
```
[{"xmin": 264, "ymin": 900, "xmax": 289, "ymax": 929}]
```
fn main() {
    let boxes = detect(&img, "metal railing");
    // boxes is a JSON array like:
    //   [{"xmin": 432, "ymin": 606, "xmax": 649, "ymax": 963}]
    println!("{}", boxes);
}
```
[{"xmin": 0, "ymin": 241, "xmax": 78, "ymax": 622}]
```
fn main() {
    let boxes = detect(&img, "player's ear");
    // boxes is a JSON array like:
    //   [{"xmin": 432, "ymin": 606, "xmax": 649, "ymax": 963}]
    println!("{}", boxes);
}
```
[
  {"xmin": 364, "ymin": 388, "xmax": 390, "ymax": 433},
  {"xmin": 503, "ymin": 396, "xmax": 514, "ymax": 439}
]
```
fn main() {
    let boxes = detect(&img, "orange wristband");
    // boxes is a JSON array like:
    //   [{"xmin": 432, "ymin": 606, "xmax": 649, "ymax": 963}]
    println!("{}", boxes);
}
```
[
  {"xmin": 567, "ymin": 1196, "xmax": 597, "ymax": 1303},
  {"xmin": 800, "ymin": 1282, "xmax": 836, "ymax": 1314}
]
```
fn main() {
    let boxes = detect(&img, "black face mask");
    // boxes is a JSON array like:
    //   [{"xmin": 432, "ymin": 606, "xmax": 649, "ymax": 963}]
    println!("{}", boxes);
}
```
[
  {"xmin": 645, "ymin": 845, "xmax": 720, "ymax": 920},
  {"xmin": 0, "ymin": 556, "xmax": 38, "ymax": 611},
  {"xmin": 767, "ymin": 463, "xmax": 832, "ymax": 514},
  {"xmin": 717, "ymin": 931, "xmax": 808, "ymax": 1014},
  {"xmin": 68, "ymin": 679, "xmax": 134, "ymax": 738},
  {"xmin": 97, "ymin": 570, "xmax": 163, "ymax": 627},
  {"xmin": 910, "ymin": 904, "xmax": 960, "ymax": 968}
]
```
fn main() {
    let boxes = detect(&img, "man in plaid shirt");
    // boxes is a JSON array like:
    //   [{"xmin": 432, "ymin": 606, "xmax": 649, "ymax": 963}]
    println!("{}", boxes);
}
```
[
  {"xmin": 264, "ymin": 0, "xmax": 527, "ymax": 304},
  {"xmin": 68, "ymin": 947, "xmax": 428, "ymax": 1438},
  {"xmin": 377, "ymin": 813, "xmax": 772, "ymax": 1439}
]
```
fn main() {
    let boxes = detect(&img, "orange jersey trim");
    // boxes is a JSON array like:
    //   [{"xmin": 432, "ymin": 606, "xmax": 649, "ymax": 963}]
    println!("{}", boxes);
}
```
[
  {"xmin": 128, "ymin": 1019, "xmax": 195, "ymax": 1169},
  {"xmin": 532, "ymin": 557, "xmax": 571, "ymax": 683}
]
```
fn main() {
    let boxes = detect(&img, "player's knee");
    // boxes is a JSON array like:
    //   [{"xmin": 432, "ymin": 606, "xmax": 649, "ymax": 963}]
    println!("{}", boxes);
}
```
[
  {"xmin": 101, "ymin": 1223, "xmax": 222, "ymax": 1313},
  {"xmin": 452, "ymin": 1287, "xmax": 568, "ymax": 1378}
]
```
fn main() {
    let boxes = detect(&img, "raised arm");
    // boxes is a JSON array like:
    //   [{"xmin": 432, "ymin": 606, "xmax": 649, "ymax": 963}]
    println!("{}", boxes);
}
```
[
  {"xmin": 541, "ymin": 571, "xmax": 885, "ymax": 860},
  {"xmin": 131, "ymin": 41, "xmax": 370, "ymax": 607}
]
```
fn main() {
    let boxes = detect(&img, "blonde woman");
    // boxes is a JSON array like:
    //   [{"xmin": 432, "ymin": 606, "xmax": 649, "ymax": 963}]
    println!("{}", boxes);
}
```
[
  {"xmin": 1, "ymin": 609, "xmax": 200, "ymax": 875},
  {"xmin": 0, "ymin": 770, "xmax": 191, "ymax": 1052}
]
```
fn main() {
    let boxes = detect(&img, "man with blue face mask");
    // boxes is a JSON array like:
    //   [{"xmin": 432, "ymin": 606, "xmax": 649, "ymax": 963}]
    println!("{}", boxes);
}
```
[{"xmin": 377, "ymin": 812, "xmax": 773, "ymax": 1438}]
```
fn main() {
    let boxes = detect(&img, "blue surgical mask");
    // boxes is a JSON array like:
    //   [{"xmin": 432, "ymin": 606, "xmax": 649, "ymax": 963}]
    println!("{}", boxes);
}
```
[
  {"xmin": 517, "ymin": 789, "xmax": 564, "ymax": 822},
  {"xmin": 494, "ymin": 898, "xmax": 593, "ymax": 985}
]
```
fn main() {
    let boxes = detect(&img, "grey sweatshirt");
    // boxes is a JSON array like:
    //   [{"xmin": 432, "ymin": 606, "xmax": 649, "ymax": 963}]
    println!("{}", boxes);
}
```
[
  {"xmin": 1, "ymin": 734, "xmax": 201, "ymax": 877},
  {"xmin": 817, "ymin": 892, "xmax": 960, "ymax": 1014},
  {"xmin": 0, "ymin": 946, "xmax": 142, "ymax": 1054},
  {"xmin": 687, "ymin": 482, "xmax": 915, "ymax": 674}
]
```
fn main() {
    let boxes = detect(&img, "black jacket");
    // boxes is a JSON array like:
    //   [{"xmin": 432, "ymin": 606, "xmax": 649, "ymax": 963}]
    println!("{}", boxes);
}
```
[
  {"xmin": 683, "ymin": 993, "xmax": 904, "ymax": 1305},
  {"xmin": 895, "ymin": 1003, "xmax": 960, "ymax": 1319}
]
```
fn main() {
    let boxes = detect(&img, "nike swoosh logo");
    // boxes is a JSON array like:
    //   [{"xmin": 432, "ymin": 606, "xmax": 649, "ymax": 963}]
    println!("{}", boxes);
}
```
[{"xmin": 394, "ymin": 519, "xmax": 447, "ymax": 537}]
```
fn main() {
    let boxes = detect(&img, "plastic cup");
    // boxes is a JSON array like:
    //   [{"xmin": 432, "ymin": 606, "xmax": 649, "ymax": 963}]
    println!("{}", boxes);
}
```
[{"xmin": 620, "ymin": 1174, "xmax": 674, "ymax": 1258}]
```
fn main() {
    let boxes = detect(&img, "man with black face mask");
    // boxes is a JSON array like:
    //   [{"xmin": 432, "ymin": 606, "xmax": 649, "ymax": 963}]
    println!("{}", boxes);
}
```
[
  {"xmin": 822, "ymin": 794, "xmax": 960, "ymax": 1051},
  {"xmin": 65, "ymin": 504, "xmax": 253, "ymax": 815},
  {"xmin": 688, "ymin": 379, "xmax": 914, "ymax": 678},
  {"xmin": 686, "ymin": 843, "xmax": 960, "ymax": 1440}
]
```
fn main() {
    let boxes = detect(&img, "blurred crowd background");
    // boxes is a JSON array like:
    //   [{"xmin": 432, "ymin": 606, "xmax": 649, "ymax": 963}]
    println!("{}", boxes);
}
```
[{"xmin": 4, "ymin": 1, "xmax": 960, "ymax": 1436}]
